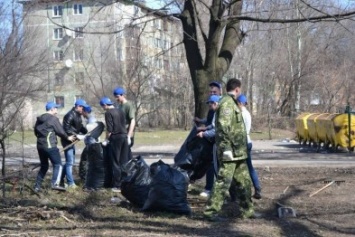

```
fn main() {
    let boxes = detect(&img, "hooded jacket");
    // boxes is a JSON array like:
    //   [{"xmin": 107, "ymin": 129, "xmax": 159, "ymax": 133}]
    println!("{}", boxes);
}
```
[{"xmin": 34, "ymin": 113, "xmax": 69, "ymax": 149}]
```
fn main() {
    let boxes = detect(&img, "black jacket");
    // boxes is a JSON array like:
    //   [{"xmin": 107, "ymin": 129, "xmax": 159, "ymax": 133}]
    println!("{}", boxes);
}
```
[
  {"xmin": 34, "ymin": 113, "xmax": 69, "ymax": 149},
  {"xmin": 61, "ymin": 108, "xmax": 88, "ymax": 146}
]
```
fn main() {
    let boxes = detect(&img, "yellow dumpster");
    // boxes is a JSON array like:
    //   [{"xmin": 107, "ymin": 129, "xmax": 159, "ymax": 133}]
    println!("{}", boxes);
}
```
[
  {"xmin": 306, "ymin": 113, "xmax": 323, "ymax": 146},
  {"xmin": 324, "ymin": 113, "xmax": 340, "ymax": 150},
  {"xmin": 315, "ymin": 113, "xmax": 336, "ymax": 151},
  {"xmin": 295, "ymin": 113, "xmax": 315, "ymax": 145},
  {"xmin": 332, "ymin": 113, "xmax": 355, "ymax": 150}
]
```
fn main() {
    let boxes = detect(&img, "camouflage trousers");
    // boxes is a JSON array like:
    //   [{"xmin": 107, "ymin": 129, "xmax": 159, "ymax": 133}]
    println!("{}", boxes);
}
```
[{"xmin": 204, "ymin": 159, "xmax": 254, "ymax": 218}]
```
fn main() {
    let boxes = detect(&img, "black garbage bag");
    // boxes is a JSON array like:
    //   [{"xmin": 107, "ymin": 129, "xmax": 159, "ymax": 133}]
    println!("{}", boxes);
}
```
[
  {"xmin": 121, "ymin": 156, "xmax": 151, "ymax": 208},
  {"xmin": 174, "ymin": 126, "xmax": 213, "ymax": 181},
  {"xmin": 187, "ymin": 136, "xmax": 213, "ymax": 181},
  {"xmin": 103, "ymin": 144, "xmax": 113, "ymax": 188},
  {"xmin": 142, "ymin": 160, "xmax": 191, "ymax": 215},
  {"xmin": 84, "ymin": 143, "xmax": 106, "ymax": 189},
  {"xmin": 79, "ymin": 146, "xmax": 89, "ymax": 182},
  {"xmin": 174, "ymin": 126, "xmax": 197, "ymax": 169}
]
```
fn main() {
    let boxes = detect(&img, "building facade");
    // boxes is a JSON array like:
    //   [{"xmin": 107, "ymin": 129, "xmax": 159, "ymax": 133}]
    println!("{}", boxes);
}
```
[{"xmin": 20, "ymin": 0, "xmax": 188, "ymax": 125}]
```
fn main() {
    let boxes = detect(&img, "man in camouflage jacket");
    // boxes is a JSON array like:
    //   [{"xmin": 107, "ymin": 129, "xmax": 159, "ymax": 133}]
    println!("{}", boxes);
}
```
[{"xmin": 204, "ymin": 78, "xmax": 254, "ymax": 221}]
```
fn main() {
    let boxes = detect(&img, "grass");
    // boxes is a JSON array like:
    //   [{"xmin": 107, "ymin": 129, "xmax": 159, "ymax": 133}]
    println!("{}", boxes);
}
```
[
  {"xmin": 7, "ymin": 128, "xmax": 295, "ymax": 149},
  {"xmin": 134, "ymin": 129, "xmax": 189, "ymax": 145}
]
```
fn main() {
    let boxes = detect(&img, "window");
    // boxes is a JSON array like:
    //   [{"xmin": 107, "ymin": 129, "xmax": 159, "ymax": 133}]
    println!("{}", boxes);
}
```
[
  {"xmin": 154, "ymin": 19, "xmax": 161, "ymax": 29},
  {"xmin": 75, "ymin": 95, "xmax": 84, "ymax": 100},
  {"xmin": 74, "ymin": 27, "xmax": 84, "ymax": 38},
  {"xmin": 53, "ymin": 6, "xmax": 63, "ymax": 17},
  {"xmin": 117, "ymin": 26, "xmax": 124, "ymax": 38},
  {"xmin": 117, "ymin": 47, "xmax": 124, "ymax": 61},
  {"xmin": 163, "ymin": 21, "xmax": 169, "ymax": 31},
  {"xmin": 74, "ymin": 48, "xmax": 84, "ymax": 61},
  {"xmin": 53, "ymin": 50, "xmax": 64, "ymax": 61},
  {"xmin": 164, "ymin": 59, "xmax": 170, "ymax": 71},
  {"xmin": 155, "ymin": 58, "xmax": 162, "ymax": 68},
  {"xmin": 55, "ymin": 96, "xmax": 64, "ymax": 108},
  {"xmin": 134, "ymin": 6, "xmax": 139, "ymax": 16},
  {"xmin": 154, "ymin": 38, "xmax": 161, "ymax": 48},
  {"xmin": 73, "ymin": 4, "xmax": 83, "ymax": 15},
  {"xmin": 53, "ymin": 28, "xmax": 63, "ymax": 40},
  {"xmin": 75, "ymin": 72, "xmax": 84, "ymax": 85},
  {"xmin": 165, "ymin": 40, "xmax": 170, "ymax": 50},
  {"xmin": 125, "ymin": 26, "xmax": 140, "ymax": 39},
  {"xmin": 55, "ymin": 75, "xmax": 64, "ymax": 86}
]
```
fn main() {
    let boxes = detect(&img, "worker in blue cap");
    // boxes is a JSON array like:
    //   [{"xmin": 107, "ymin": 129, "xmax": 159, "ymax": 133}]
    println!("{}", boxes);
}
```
[
  {"xmin": 60, "ymin": 98, "xmax": 90, "ymax": 190},
  {"xmin": 33, "ymin": 102, "xmax": 76, "ymax": 192}
]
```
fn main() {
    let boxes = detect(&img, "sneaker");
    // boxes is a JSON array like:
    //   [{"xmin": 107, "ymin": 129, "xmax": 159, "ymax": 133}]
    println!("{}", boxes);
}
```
[
  {"xmin": 200, "ymin": 190, "xmax": 211, "ymax": 198},
  {"xmin": 206, "ymin": 215, "xmax": 228, "ymax": 222},
  {"xmin": 67, "ymin": 184, "xmax": 77, "ymax": 191},
  {"xmin": 33, "ymin": 187, "xmax": 41, "ymax": 193},
  {"xmin": 112, "ymin": 188, "xmax": 121, "ymax": 193},
  {"xmin": 253, "ymin": 189, "xmax": 262, "ymax": 200},
  {"xmin": 51, "ymin": 185, "xmax": 66, "ymax": 191}
]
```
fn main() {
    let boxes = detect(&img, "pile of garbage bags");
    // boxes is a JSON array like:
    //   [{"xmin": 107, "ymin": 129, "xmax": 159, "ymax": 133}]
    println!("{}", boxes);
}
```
[{"xmin": 121, "ymin": 157, "xmax": 191, "ymax": 215}]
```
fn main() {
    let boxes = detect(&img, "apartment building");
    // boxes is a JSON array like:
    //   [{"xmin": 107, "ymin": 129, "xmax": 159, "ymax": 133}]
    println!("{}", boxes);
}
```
[{"xmin": 20, "ymin": 0, "xmax": 187, "ymax": 121}]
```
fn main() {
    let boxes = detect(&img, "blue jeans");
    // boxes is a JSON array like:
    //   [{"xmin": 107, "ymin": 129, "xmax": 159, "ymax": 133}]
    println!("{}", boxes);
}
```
[
  {"xmin": 246, "ymin": 143, "xmax": 261, "ymax": 191},
  {"xmin": 35, "ymin": 147, "xmax": 63, "ymax": 188},
  {"xmin": 62, "ymin": 145, "xmax": 76, "ymax": 185}
]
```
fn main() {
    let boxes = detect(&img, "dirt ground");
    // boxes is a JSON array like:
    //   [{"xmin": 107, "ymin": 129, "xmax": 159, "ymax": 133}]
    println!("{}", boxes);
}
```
[{"xmin": 0, "ymin": 161, "xmax": 354, "ymax": 237}]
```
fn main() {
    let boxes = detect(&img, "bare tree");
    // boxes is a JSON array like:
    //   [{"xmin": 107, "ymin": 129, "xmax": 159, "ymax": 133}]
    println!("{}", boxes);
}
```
[
  {"xmin": 0, "ymin": 0, "xmax": 49, "ymax": 197},
  {"xmin": 174, "ymin": 0, "xmax": 355, "ymax": 118}
]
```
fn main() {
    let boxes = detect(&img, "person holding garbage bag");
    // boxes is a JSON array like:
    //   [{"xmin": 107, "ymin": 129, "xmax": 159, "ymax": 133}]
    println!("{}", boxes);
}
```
[
  {"xmin": 194, "ymin": 81, "xmax": 222, "ymax": 198},
  {"xmin": 33, "ymin": 102, "xmax": 75, "ymax": 192},
  {"xmin": 60, "ymin": 99, "xmax": 90, "ymax": 190},
  {"xmin": 204, "ymin": 78, "xmax": 254, "ymax": 221},
  {"xmin": 100, "ymin": 96, "xmax": 129, "ymax": 192}
]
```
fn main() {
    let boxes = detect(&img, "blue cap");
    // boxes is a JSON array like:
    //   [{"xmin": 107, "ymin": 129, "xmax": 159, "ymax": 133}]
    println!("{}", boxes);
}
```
[
  {"xmin": 84, "ymin": 106, "xmax": 92, "ymax": 113},
  {"xmin": 113, "ymin": 87, "xmax": 125, "ymax": 96},
  {"xmin": 209, "ymin": 81, "xmax": 222, "ymax": 89},
  {"xmin": 75, "ymin": 99, "xmax": 89, "ymax": 108},
  {"xmin": 237, "ymin": 94, "xmax": 248, "ymax": 104},
  {"xmin": 46, "ymin": 102, "xmax": 60, "ymax": 111},
  {"xmin": 100, "ymin": 97, "xmax": 113, "ymax": 106},
  {"xmin": 206, "ymin": 95, "xmax": 220, "ymax": 104}
]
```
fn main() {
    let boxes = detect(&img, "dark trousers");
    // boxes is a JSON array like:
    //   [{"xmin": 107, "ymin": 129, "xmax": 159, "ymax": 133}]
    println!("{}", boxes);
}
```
[
  {"xmin": 108, "ymin": 135, "xmax": 129, "ymax": 188},
  {"xmin": 35, "ymin": 147, "xmax": 63, "ymax": 188},
  {"xmin": 204, "ymin": 165, "xmax": 215, "ymax": 191}
]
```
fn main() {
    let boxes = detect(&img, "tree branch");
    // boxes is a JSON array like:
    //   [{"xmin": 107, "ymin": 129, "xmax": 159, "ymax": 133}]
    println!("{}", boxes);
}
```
[{"xmin": 231, "ymin": 10, "xmax": 355, "ymax": 23}]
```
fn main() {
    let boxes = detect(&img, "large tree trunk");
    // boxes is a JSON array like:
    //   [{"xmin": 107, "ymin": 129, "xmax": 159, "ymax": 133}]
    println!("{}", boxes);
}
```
[{"xmin": 180, "ymin": 0, "xmax": 244, "ymax": 118}]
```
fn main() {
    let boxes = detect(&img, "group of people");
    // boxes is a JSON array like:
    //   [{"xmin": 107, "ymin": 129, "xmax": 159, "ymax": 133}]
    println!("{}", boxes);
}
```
[
  {"xmin": 33, "ymin": 87, "xmax": 136, "ymax": 193},
  {"xmin": 195, "ymin": 78, "xmax": 262, "ymax": 221},
  {"xmin": 33, "ymin": 78, "xmax": 259, "ymax": 221}
]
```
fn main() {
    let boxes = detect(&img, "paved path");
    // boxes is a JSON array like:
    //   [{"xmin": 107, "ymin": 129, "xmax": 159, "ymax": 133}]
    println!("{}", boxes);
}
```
[
  {"xmin": 3, "ymin": 140, "xmax": 355, "ymax": 168},
  {"xmin": 132, "ymin": 140, "xmax": 355, "ymax": 167}
]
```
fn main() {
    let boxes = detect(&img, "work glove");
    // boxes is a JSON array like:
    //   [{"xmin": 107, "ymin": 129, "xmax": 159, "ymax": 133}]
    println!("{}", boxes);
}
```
[
  {"xmin": 76, "ymin": 134, "xmax": 86, "ymax": 140},
  {"xmin": 127, "ymin": 136, "xmax": 131, "ymax": 146},
  {"xmin": 102, "ymin": 139, "xmax": 109, "ymax": 146},
  {"xmin": 67, "ymin": 135, "xmax": 76, "ymax": 142},
  {"xmin": 222, "ymin": 150, "xmax": 233, "ymax": 161}
]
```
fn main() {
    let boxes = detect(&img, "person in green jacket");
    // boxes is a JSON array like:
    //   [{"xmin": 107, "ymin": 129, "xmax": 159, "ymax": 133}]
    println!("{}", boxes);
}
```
[{"xmin": 204, "ymin": 78, "xmax": 254, "ymax": 221}]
